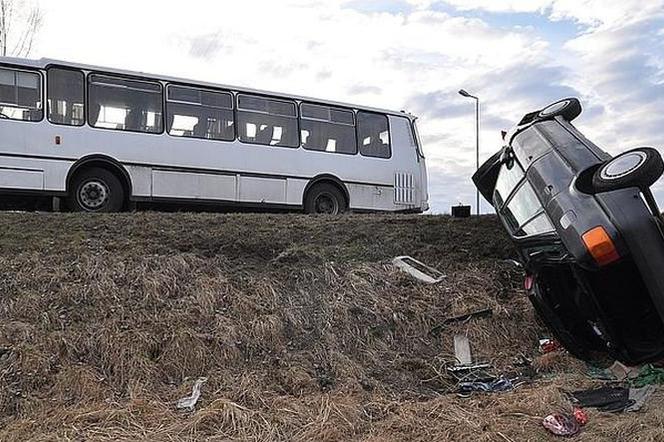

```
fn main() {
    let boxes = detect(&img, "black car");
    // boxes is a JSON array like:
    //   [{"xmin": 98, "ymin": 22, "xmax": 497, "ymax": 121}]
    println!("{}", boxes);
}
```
[{"xmin": 473, "ymin": 98, "xmax": 664, "ymax": 364}]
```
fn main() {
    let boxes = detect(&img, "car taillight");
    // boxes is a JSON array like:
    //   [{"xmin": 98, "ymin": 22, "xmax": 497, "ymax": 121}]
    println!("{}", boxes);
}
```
[{"xmin": 582, "ymin": 226, "xmax": 620, "ymax": 266}]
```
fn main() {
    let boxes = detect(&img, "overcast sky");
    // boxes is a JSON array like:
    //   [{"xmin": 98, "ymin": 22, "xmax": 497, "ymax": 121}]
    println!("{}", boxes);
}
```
[{"xmin": 28, "ymin": 0, "xmax": 664, "ymax": 213}]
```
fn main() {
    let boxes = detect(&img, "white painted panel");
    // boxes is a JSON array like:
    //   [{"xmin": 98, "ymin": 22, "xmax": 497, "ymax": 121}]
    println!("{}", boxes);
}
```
[
  {"xmin": 126, "ymin": 165, "xmax": 152, "ymax": 197},
  {"xmin": 152, "ymin": 170, "xmax": 236, "ymax": 200},
  {"xmin": 347, "ymin": 183, "xmax": 376, "ymax": 210},
  {"xmin": 0, "ymin": 168, "xmax": 43, "ymax": 190},
  {"xmin": 348, "ymin": 182, "xmax": 398, "ymax": 211},
  {"xmin": 286, "ymin": 178, "xmax": 308, "ymax": 205},
  {"xmin": 240, "ymin": 176, "xmax": 286, "ymax": 204}
]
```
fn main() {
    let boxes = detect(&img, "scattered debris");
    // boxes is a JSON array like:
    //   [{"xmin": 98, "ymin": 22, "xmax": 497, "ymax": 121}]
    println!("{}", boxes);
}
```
[
  {"xmin": 570, "ymin": 386, "xmax": 631, "ymax": 413},
  {"xmin": 447, "ymin": 334, "xmax": 491, "ymax": 379},
  {"xmin": 570, "ymin": 384, "xmax": 657, "ymax": 414},
  {"xmin": 454, "ymin": 334, "xmax": 473, "ymax": 366},
  {"xmin": 430, "ymin": 308, "xmax": 493, "ymax": 334},
  {"xmin": 573, "ymin": 408, "xmax": 589, "ymax": 426},
  {"xmin": 542, "ymin": 412, "xmax": 583, "ymax": 437},
  {"xmin": 176, "ymin": 377, "xmax": 208, "ymax": 411},
  {"xmin": 392, "ymin": 256, "xmax": 446, "ymax": 284},
  {"xmin": 458, "ymin": 378, "xmax": 514, "ymax": 395},
  {"xmin": 588, "ymin": 361, "xmax": 640, "ymax": 382},
  {"xmin": 626, "ymin": 385, "xmax": 657, "ymax": 412},
  {"xmin": 538, "ymin": 338, "xmax": 561, "ymax": 354},
  {"xmin": 610, "ymin": 361, "xmax": 640, "ymax": 381},
  {"xmin": 631, "ymin": 365, "xmax": 664, "ymax": 388},
  {"xmin": 447, "ymin": 362, "xmax": 493, "ymax": 379}
]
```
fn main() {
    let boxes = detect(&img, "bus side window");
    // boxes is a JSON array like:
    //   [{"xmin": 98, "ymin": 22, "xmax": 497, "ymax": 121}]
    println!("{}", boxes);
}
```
[
  {"xmin": 300, "ymin": 103, "xmax": 356, "ymax": 154},
  {"xmin": 166, "ymin": 85, "xmax": 234, "ymax": 141},
  {"xmin": 88, "ymin": 74, "xmax": 163, "ymax": 134},
  {"xmin": 47, "ymin": 68, "xmax": 85, "ymax": 126},
  {"xmin": 357, "ymin": 111, "xmax": 390, "ymax": 159},
  {"xmin": 0, "ymin": 67, "xmax": 42, "ymax": 122},
  {"xmin": 236, "ymin": 94, "xmax": 298, "ymax": 148}
]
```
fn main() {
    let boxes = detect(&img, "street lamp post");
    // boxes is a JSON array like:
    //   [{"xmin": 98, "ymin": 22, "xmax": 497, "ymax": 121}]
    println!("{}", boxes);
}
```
[{"xmin": 459, "ymin": 89, "xmax": 480, "ymax": 216}]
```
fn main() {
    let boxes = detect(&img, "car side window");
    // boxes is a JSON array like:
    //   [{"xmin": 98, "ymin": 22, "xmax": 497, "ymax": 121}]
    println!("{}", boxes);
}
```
[
  {"xmin": 501, "ymin": 181, "xmax": 553, "ymax": 237},
  {"xmin": 517, "ymin": 212, "xmax": 555, "ymax": 237},
  {"xmin": 494, "ymin": 158, "xmax": 524, "ymax": 207}
]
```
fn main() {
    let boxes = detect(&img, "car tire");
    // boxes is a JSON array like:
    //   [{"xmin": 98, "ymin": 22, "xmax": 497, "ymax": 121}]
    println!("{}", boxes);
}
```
[
  {"xmin": 68, "ymin": 167, "xmax": 125, "ymax": 212},
  {"xmin": 537, "ymin": 98, "xmax": 582, "ymax": 122},
  {"xmin": 304, "ymin": 183, "xmax": 346, "ymax": 215},
  {"xmin": 592, "ymin": 147, "xmax": 664, "ymax": 193}
]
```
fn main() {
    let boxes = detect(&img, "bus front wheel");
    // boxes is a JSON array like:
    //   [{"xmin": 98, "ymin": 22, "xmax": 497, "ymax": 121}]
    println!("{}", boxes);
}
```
[
  {"xmin": 68, "ymin": 167, "xmax": 125, "ymax": 213},
  {"xmin": 304, "ymin": 183, "xmax": 346, "ymax": 215}
]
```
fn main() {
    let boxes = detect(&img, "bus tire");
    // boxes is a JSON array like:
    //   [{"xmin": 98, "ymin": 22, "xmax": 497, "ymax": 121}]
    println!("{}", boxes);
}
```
[
  {"xmin": 304, "ymin": 183, "xmax": 346, "ymax": 215},
  {"xmin": 67, "ymin": 167, "xmax": 125, "ymax": 213}
]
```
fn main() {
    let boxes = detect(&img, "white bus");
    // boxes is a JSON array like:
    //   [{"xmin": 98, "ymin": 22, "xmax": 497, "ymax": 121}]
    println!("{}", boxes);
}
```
[{"xmin": 0, "ymin": 57, "xmax": 429, "ymax": 214}]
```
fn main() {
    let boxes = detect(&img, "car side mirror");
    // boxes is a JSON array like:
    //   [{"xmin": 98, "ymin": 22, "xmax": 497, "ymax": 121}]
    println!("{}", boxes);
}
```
[{"xmin": 500, "ymin": 147, "xmax": 515, "ymax": 170}]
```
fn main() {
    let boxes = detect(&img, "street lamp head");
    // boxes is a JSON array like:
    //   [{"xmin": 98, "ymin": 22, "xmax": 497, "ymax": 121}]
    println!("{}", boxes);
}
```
[{"xmin": 458, "ymin": 89, "xmax": 471, "ymax": 98}]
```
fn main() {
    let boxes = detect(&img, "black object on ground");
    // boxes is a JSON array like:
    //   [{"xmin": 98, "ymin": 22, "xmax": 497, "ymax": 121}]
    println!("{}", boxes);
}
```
[
  {"xmin": 452, "ymin": 205, "xmax": 471, "ymax": 218},
  {"xmin": 570, "ymin": 386, "xmax": 632, "ymax": 413},
  {"xmin": 430, "ymin": 308, "xmax": 493, "ymax": 334}
]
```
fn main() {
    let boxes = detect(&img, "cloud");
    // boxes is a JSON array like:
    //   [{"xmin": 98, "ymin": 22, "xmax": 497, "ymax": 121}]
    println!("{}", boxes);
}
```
[
  {"xmin": 188, "ymin": 33, "xmax": 226, "ymax": 59},
  {"xmin": 348, "ymin": 84, "xmax": 383, "ymax": 95},
  {"xmin": 33, "ymin": 0, "xmax": 664, "ymax": 213}
]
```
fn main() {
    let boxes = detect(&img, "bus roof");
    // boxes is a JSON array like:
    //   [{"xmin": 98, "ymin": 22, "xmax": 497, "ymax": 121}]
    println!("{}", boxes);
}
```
[{"xmin": 0, "ymin": 56, "xmax": 415, "ymax": 120}]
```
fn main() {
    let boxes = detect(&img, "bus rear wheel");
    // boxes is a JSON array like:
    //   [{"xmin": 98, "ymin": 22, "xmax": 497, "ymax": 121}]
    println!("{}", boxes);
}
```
[
  {"xmin": 305, "ymin": 183, "xmax": 346, "ymax": 215},
  {"xmin": 68, "ymin": 167, "xmax": 125, "ymax": 212}
]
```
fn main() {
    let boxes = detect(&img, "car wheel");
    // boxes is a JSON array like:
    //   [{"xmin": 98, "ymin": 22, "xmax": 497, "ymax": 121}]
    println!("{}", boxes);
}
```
[
  {"xmin": 537, "ymin": 98, "xmax": 582, "ymax": 122},
  {"xmin": 68, "ymin": 167, "xmax": 125, "ymax": 212},
  {"xmin": 304, "ymin": 183, "xmax": 346, "ymax": 215},
  {"xmin": 592, "ymin": 147, "xmax": 664, "ymax": 193}
]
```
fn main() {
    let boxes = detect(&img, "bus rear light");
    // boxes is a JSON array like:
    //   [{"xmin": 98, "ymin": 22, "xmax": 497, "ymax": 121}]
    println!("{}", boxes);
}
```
[{"xmin": 582, "ymin": 226, "xmax": 620, "ymax": 266}]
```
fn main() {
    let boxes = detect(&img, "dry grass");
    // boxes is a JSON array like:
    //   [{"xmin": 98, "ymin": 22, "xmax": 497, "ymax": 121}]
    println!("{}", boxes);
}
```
[{"xmin": 0, "ymin": 213, "xmax": 660, "ymax": 441}]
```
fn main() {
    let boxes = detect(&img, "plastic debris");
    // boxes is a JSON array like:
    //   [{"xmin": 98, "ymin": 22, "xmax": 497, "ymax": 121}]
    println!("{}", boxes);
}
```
[
  {"xmin": 430, "ymin": 308, "xmax": 493, "ymax": 334},
  {"xmin": 176, "ymin": 377, "xmax": 208, "ymax": 411},
  {"xmin": 587, "ymin": 361, "xmax": 639, "ymax": 382},
  {"xmin": 630, "ymin": 364, "xmax": 664, "ymax": 388},
  {"xmin": 392, "ymin": 256, "xmax": 446, "ymax": 284},
  {"xmin": 457, "ymin": 378, "xmax": 514, "ymax": 395},
  {"xmin": 447, "ymin": 334, "xmax": 491, "ymax": 378},
  {"xmin": 542, "ymin": 412, "xmax": 581, "ymax": 437},
  {"xmin": 573, "ymin": 408, "xmax": 589, "ymax": 426},
  {"xmin": 454, "ymin": 334, "xmax": 473, "ymax": 366},
  {"xmin": 626, "ymin": 385, "xmax": 657, "ymax": 412},
  {"xmin": 609, "ymin": 361, "xmax": 640, "ymax": 381},
  {"xmin": 538, "ymin": 338, "xmax": 561, "ymax": 354},
  {"xmin": 570, "ymin": 386, "xmax": 632, "ymax": 413}
]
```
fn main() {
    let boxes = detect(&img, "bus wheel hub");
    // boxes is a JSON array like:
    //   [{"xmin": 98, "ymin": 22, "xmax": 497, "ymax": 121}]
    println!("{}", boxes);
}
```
[{"xmin": 79, "ymin": 181, "xmax": 109, "ymax": 209}]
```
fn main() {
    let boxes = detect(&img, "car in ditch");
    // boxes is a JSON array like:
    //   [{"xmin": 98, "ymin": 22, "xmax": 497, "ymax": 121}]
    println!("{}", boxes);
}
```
[{"xmin": 473, "ymin": 98, "xmax": 664, "ymax": 365}]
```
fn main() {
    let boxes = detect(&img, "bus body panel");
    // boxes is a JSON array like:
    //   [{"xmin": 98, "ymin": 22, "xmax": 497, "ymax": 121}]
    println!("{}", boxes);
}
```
[{"xmin": 0, "ymin": 58, "xmax": 429, "ymax": 213}]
